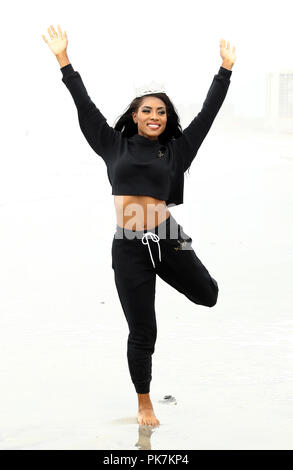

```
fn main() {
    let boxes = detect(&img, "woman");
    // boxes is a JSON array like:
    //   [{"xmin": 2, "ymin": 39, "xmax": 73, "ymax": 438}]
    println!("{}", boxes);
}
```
[{"xmin": 42, "ymin": 25, "xmax": 236, "ymax": 428}]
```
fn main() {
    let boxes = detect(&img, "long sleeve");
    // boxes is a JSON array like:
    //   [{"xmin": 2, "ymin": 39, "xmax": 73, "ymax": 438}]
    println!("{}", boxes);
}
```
[
  {"xmin": 174, "ymin": 66, "xmax": 232, "ymax": 172},
  {"xmin": 61, "ymin": 64, "xmax": 121, "ymax": 162}
]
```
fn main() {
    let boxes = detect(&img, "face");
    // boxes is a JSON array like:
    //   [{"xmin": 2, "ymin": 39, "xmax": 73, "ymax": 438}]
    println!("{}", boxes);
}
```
[{"xmin": 132, "ymin": 96, "xmax": 167, "ymax": 140}]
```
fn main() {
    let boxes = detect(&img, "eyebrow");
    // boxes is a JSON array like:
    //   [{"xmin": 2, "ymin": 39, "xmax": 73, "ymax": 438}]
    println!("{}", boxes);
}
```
[{"xmin": 142, "ymin": 105, "xmax": 166, "ymax": 110}]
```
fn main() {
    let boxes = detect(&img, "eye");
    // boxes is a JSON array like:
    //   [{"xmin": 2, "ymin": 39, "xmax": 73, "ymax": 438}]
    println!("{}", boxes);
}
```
[{"xmin": 142, "ymin": 109, "xmax": 166, "ymax": 114}]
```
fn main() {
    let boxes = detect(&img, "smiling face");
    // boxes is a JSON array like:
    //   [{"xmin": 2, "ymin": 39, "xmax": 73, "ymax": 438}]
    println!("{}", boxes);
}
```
[{"xmin": 132, "ymin": 96, "xmax": 167, "ymax": 141}]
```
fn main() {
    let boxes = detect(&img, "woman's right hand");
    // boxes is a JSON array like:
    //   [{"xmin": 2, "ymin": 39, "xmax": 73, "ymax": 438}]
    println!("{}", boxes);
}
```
[{"xmin": 42, "ymin": 24, "xmax": 68, "ymax": 56}]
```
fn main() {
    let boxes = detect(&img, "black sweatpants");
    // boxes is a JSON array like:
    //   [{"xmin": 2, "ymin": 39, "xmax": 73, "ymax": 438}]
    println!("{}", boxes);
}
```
[{"xmin": 111, "ymin": 213, "xmax": 218, "ymax": 394}]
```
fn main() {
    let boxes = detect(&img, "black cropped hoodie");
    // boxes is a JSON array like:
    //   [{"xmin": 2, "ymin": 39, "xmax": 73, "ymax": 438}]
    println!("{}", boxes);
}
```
[{"xmin": 61, "ymin": 63, "xmax": 232, "ymax": 207}]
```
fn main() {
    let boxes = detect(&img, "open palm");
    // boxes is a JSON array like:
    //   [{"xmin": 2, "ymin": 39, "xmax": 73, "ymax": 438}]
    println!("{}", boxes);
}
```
[
  {"xmin": 219, "ymin": 38, "xmax": 236, "ymax": 65},
  {"xmin": 42, "ymin": 24, "xmax": 68, "ymax": 56}
]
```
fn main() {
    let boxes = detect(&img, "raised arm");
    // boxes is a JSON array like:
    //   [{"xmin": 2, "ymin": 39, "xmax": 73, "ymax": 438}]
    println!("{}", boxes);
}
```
[
  {"xmin": 42, "ymin": 25, "xmax": 121, "ymax": 162},
  {"xmin": 60, "ymin": 62, "xmax": 121, "ymax": 161},
  {"xmin": 174, "ymin": 39, "xmax": 236, "ymax": 173}
]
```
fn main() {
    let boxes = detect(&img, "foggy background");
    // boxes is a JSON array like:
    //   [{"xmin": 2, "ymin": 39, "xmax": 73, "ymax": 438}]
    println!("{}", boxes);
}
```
[{"xmin": 0, "ymin": 0, "xmax": 293, "ymax": 450}]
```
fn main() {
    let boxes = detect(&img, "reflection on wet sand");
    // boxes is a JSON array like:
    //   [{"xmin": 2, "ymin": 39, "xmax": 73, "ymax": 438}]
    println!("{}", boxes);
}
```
[
  {"xmin": 110, "ymin": 396, "xmax": 178, "ymax": 450},
  {"xmin": 110, "ymin": 416, "xmax": 156, "ymax": 450},
  {"xmin": 135, "ymin": 425, "xmax": 155, "ymax": 450}
]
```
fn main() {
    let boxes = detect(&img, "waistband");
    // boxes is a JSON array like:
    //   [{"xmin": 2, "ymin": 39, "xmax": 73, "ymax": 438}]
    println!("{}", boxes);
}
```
[{"xmin": 114, "ymin": 213, "xmax": 182, "ymax": 240}]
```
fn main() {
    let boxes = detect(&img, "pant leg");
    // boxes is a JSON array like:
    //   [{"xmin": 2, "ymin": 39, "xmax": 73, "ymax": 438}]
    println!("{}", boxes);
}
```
[
  {"xmin": 111, "ymin": 236, "xmax": 157, "ymax": 394},
  {"xmin": 156, "ymin": 219, "xmax": 219, "ymax": 308}
]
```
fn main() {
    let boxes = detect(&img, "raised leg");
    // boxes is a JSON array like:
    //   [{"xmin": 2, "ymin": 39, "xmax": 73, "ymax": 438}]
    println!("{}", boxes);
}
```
[{"xmin": 156, "ymin": 235, "xmax": 219, "ymax": 307}]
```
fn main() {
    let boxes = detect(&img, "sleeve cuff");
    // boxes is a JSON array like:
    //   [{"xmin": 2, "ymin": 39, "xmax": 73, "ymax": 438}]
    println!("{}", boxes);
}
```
[
  {"xmin": 218, "ymin": 66, "xmax": 232, "ymax": 79},
  {"xmin": 60, "ymin": 63, "xmax": 75, "ymax": 78}
]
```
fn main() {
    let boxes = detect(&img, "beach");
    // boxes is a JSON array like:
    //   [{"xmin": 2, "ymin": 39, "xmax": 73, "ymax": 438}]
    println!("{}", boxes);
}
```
[{"xmin": 0, "ymin": 124, "xmax": 293, "ymax": 449}]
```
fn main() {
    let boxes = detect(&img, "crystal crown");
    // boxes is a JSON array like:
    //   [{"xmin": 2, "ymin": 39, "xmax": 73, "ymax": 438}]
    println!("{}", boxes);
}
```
[{"xmin": 134, "ymin": 80, "xmax": 166, "ymax": 98}]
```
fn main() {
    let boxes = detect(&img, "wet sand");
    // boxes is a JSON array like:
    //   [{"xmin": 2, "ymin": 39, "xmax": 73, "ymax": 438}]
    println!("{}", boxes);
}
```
[{"xmin": 0, "ymin": 124, "xmax": 293, "ymax": 449}]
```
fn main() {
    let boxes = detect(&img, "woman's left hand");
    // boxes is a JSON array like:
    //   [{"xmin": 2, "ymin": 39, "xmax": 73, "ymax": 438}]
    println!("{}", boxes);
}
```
[{"xmin": 219, "ymin": 39, "xmax": 236, "ymax": 68}]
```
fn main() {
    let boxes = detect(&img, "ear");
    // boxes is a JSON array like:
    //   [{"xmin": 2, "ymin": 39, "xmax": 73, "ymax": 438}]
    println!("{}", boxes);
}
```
[{"xmin": 132, "ymin": 111, "xmax": 137, "ymax": 124}]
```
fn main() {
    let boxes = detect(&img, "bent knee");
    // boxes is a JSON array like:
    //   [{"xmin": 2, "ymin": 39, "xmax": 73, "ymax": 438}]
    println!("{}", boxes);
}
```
[
  {"xmin": 189, "ymin": 288, "xmax": 218, "ymax": 307},
  {"xmin": 200, "ymin": 277, "xmax": 218, "ymax": 307},
  {"xmin": 205, "ymin": 294, "xmax": 218, "ymax": 308},
  {"xmin": 206, "ymin": 280, "xmax": 219, "ymax": 307}
]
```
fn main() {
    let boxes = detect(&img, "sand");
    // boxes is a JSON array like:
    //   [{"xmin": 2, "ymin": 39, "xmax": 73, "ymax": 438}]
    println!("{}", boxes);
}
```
[{"xmin": 0, "ymin": 125, "xmax": 293, "ymax": 449}]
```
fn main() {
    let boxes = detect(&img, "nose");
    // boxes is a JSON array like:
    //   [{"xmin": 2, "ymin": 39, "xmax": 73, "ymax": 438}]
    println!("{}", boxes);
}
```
[{"xmin": 149, "ymin": 111, "xmax": 160, "ymax": 120}]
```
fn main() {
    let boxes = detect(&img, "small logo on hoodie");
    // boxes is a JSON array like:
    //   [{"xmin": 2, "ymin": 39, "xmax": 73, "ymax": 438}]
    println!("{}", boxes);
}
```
[
  {"xmin": 158, "ymin": 146, "xmax": 166, "ymax": 158},
  {"xmin": 174, "ymin": 240, "xmax": 188, "ymax": 251}
]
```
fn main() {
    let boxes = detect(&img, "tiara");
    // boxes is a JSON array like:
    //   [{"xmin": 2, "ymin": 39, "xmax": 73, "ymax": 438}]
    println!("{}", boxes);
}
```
[{"xmin": 134, "ymin": 80, "xmax": 166, "ymax": 98}]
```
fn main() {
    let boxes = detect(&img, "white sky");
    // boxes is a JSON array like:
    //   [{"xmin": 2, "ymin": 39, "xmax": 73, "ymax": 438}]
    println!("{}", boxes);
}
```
[
  {"xmin": 0, "ymin": 0, "xmax": 292, "ymax": 204},
  {"xmin": 3, "ymin": 0, "xmax": 293, "ymax": 130}
]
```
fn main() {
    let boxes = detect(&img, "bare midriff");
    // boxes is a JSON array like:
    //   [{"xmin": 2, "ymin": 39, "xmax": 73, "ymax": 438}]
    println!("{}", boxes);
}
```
[{"xmin": 114, "ymin": 195, "xmax": 171, "ymax": 231}]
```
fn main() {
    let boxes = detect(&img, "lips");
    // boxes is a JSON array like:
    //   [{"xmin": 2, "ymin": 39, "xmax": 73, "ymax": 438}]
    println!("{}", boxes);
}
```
[{"xmin": 147, "ymin": 124, "xmax": 160, "ymax": 129}]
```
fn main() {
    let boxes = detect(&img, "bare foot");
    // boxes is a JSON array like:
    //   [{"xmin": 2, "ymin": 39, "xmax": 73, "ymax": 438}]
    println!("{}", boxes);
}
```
[
  {"xmin": 136, "ymin": 392, "xmax": 160, "ymax": 427},
  {"xmin": 136, "ymin": 407, "xmax": 160, "ymax": 427}
]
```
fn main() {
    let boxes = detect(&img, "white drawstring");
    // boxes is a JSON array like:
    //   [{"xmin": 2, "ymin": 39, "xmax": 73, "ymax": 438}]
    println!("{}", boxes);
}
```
[{"xmin": 141, "ymin": 232, "xmax": 161, "ymax": 268}]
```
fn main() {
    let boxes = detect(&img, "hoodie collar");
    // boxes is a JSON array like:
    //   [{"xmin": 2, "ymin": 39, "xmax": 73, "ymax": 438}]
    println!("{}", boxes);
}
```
[{"xmin": 129, "ymin": 133, "xmax": 161, "ymax": 145}]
